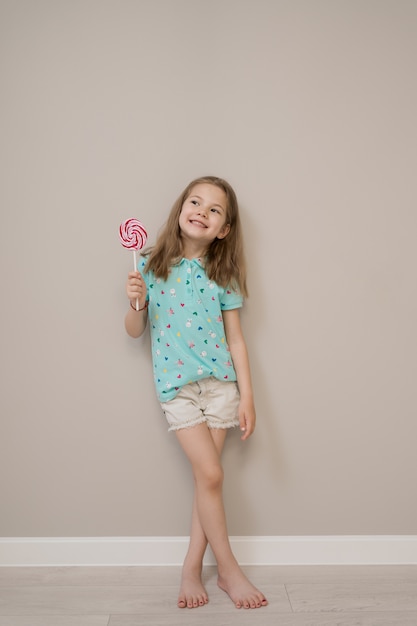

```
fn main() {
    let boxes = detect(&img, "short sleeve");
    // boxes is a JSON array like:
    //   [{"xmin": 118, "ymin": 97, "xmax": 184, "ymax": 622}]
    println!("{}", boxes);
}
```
[{"xmin": 219, "ymin": 286, "xmax": 243, "ymax": 311}]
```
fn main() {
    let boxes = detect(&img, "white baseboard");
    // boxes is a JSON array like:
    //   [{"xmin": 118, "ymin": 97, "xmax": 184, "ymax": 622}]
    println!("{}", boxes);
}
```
[{"xmin": 0, "ymin": 536, "xmax": 416, "ymax": 567}]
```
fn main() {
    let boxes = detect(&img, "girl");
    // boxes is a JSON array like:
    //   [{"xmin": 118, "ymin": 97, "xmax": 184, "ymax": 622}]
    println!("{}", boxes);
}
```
[{"xmin": 124, "ymin": 176, "xmax": 267, "ymax": 610}]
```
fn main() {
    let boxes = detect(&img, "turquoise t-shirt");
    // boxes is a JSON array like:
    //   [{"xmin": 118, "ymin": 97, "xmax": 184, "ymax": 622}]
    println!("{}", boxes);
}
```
[{"xmin": 139, "ymin": 256, "xmax": 243, "ymax": 402}]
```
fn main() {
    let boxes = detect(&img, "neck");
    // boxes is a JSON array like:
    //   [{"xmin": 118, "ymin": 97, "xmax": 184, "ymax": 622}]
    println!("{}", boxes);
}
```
[{"xmin": 181, "ymin": 240, "xmax": 207, "ymax": 260}]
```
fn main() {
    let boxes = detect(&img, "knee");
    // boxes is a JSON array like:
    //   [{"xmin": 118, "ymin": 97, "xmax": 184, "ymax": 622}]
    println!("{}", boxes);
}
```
[{"xmin": 197, "ymin": 463, "xmax": 224, "ymax": 491}]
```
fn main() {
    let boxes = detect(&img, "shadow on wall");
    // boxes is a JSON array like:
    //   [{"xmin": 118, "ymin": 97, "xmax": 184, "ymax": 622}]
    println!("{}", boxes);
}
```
[{"xmin": 222, "ymin": 205, "xmax": 287, "ymax": 534}]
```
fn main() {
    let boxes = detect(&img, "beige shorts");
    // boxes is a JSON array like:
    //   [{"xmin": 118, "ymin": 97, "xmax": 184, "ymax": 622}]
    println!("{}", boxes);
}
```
[{"xmin": 160, "ymin": 377, "xmax": 240, "ymax": 432}]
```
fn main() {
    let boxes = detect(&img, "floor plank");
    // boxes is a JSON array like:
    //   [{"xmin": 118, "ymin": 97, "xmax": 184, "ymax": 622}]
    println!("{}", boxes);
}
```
[
  {"xmin": 0, "ymin": 583, "xmax": 288, "ymax": 614},
  {"xmin": 1, "ymin": 565, "xmax": 416, "ymax": 587},
  {"xmin": 286, "ymin": 582, "xmax": 417, "ymax": 612},
  {"xmin": 107, "ymin": 610, "xmax": 417, "ymax": 626},
  {"xmin": 0, "ymin": 585, "xmax": 172, "ymax": 615},
  {"xmin": 0, "ymin": 618, "xmax": 108, "ymax": 626},
  {"xmin": 0, "ymin": 566, "xmax": 182, "ymax": 587}
]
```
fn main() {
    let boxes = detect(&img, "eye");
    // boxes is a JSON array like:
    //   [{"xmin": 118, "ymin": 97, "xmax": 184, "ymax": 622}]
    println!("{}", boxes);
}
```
[
  {"xmin": 211, "ymin": 207, "xmax": 220, "ymax": 213},
  {"xmin": 191, "ymin": 200, "xmax": 199, "ymax": 206}
]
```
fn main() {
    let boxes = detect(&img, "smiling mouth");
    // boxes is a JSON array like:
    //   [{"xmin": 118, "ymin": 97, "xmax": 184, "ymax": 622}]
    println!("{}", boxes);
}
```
[{"xmin": 189, "ymin": 220, "xmax": 207, "ymax": 228}]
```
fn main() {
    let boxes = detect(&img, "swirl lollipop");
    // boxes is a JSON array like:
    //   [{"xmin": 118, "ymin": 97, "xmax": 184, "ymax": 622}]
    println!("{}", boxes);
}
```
[{"xmin": 119, "ymin": 218, "xmax": 148, "ymax": 310}]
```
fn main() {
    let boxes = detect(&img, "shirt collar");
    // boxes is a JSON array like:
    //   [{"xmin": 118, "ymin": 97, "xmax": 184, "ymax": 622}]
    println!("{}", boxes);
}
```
[{"xmin": 177, "ymin": 257, "xmax": 205, "ymax": 268}]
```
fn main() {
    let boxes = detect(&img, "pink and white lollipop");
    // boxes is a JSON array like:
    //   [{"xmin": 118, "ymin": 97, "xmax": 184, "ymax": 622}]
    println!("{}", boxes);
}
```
[{"xmin": 119, "ymin": 218, "xmax": 148, "ymax": 310}]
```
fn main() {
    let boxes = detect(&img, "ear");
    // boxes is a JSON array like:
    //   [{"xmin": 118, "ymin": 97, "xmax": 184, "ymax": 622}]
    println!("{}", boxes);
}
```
[{"xmin": 217, "ymin": 223, "xmax": 230, "ymax": 240}]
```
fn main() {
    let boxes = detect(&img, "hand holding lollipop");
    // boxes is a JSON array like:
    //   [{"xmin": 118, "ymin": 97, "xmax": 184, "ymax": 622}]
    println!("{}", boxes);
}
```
[{"xmin": 119, "ymin": 218, "xmax": 148, "ymax": 310}]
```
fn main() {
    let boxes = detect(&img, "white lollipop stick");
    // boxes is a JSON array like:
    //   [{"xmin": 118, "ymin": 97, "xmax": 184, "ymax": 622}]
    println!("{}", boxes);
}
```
[{"xmin": 133, "ymin": 250, "xmax": 139, "ymax": 310}]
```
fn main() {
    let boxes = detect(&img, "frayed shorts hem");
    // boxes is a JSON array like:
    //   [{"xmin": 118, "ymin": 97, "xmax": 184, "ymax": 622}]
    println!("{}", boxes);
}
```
[{"xmin": 167, "ymin": 418, "xmax": 240, "ymax": 433}]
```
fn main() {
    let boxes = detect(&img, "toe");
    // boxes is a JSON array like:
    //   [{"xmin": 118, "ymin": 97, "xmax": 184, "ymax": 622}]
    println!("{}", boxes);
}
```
[{"xmin": 256, "ymin": 594, "xmax": 267, "ymax": 607}]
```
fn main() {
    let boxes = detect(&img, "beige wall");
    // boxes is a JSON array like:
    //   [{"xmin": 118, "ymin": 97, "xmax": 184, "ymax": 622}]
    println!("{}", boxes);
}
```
[{"xmin": 1, "ymin": 0, "xmax": 416, "ymax": 538}]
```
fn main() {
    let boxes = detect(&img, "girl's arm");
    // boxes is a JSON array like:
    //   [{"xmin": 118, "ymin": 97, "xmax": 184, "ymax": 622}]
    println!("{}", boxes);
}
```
[
  {"xmin": 124, "ymin": 271, "xmax": 148, "ymax": 338},
  {"xmin": 222, "ymin": 308, "xmax": 256, "ymax": 440}
]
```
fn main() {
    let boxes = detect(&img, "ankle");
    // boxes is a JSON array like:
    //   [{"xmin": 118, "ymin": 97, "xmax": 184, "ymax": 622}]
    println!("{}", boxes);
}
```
[
  {"xmin": 217, "ymin": 556, "xmax": 241, "ymax": 579},
  {"xmin": 182, "ymin": 558, "xmax": 203, "ymax": 577}
]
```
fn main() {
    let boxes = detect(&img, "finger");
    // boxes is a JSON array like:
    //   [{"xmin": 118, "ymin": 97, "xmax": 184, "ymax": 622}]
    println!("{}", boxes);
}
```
[
  {"xmin": 239, "ymin": 415, "xmax": 248, "ymax": 439},
  {"xmin": 241, "ymin": 428, "xmax": 250, "ymax": 441},
  {"xmin": 128, "ymin": 271, "xmax": 142, "ymax": 280}
]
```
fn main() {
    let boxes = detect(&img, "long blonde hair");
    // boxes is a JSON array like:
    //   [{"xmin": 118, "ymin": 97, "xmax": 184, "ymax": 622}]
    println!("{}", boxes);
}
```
[{"xmin": 144, "ymin": 176, "xmax": 248, "ymax": 297}]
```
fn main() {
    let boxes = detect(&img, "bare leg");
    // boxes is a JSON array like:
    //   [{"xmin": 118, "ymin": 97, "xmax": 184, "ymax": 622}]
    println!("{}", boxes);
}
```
[
  {"xmin": 177, "ymin": 428, "xmax": 227, "ymax": 608},
  {"xmin": 175, "ymin": 424, "xmax": 268, "ymax": 609}
]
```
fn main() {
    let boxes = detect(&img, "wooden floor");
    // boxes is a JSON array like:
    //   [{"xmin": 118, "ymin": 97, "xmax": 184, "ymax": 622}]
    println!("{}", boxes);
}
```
[{"xmin": 0, "ymin": 565, "xmax": 417, "ymax": 625}]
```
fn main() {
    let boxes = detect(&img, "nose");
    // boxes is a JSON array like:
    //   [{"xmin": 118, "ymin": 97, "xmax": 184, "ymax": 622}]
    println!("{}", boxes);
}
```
[{"xmin": 197, "ymin": 205, "xmax": 208, "ymax": 217}]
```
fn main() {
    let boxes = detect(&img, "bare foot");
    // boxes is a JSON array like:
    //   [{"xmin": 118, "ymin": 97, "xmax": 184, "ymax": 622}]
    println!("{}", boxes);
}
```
[
  {"xmin": 177, "ymin": 570, "xmax": 209, "ymax": 609},
  {"xmin": 217, "ymin": 568, "xmax": 268, "ymax": 609}
]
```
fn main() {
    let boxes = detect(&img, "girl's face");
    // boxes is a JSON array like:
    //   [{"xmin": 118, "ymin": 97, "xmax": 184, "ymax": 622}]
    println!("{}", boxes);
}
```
[{"xmin": 179, "ymin": 183, "xmax": 230, "ymax": 254}]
